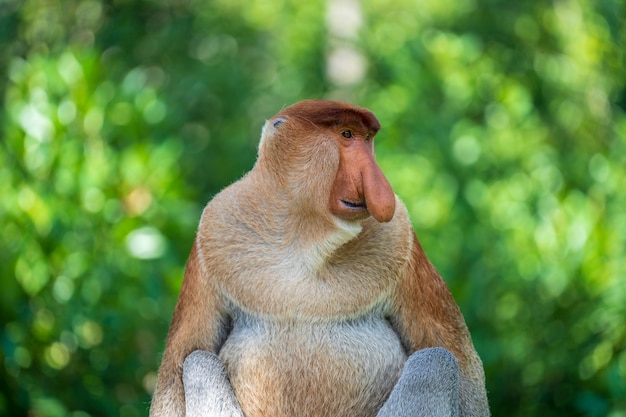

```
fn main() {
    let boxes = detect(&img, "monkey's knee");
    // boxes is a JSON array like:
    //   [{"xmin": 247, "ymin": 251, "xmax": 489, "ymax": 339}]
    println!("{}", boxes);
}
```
[
  {"xmin": 377, "ymin": 348, "xmax": 460, "ymax": 417},
  {"xmin": 183, "ymin": 350, "xmax": 244, "ymax": 417},
  {"xmin": 183, "ymin": 350, "xmax": 225, "ymax": 380},
  {"xmin": 183, "ymin": 350, "xmax": 227, "ymax": 404},
  {"xmin": 407, "ymin": 347, "xmax": 459, "ymax": 383}
]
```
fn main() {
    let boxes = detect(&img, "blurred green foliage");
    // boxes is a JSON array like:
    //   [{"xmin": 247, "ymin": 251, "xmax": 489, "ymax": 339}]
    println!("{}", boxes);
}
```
[{"xmin": 1, "ymin": 0, "xmax": 625, "ymax": 416}]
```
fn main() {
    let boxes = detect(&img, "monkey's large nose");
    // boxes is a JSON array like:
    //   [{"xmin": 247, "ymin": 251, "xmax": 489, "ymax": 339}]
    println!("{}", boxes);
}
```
[{"xmin": 361, "ymin": 161, "xmax": 395, "ymax": 223}]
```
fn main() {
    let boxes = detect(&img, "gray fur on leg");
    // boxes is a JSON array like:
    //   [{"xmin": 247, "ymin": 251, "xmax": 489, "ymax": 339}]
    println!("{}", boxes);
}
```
[
  {"xmin": 183, "ymin": 350, "xmax": 244, "ymax": 417},
  {"xmin": 377, "ymin": 347, "xmax": 460, "ymax": 417}
]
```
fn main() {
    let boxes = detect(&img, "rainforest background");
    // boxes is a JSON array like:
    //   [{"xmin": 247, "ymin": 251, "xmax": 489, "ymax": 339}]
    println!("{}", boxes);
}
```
[{"xmin": 1, "ymin": 0, "xmax": 625, "ymax": 416}]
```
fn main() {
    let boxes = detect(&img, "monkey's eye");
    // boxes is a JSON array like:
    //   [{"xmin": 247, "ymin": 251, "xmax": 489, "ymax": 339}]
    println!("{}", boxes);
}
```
[{"xmin": 341, "ymin": 129, "xmax": 353, "ymax": 139}]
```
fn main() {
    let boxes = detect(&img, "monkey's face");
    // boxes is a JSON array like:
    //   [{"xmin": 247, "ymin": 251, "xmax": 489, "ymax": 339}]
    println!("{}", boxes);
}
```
[
  {"xmin": 328, "ymin": 126, "xmax": 395, "ymax": 223},
  {"xmin": 257, "ymin": 100, "xmax": 396, "ymax": 225}
]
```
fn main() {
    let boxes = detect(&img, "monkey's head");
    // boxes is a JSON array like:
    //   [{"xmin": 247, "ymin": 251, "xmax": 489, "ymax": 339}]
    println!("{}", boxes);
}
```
[{"xmin": 256, "ymin": 100, "xmax": 396, "ymax": 224}]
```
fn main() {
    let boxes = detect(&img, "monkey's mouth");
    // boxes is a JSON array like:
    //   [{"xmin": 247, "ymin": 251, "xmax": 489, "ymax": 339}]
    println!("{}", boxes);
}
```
[{"xmin": 340, "ymin": 199, "xmax": 367, "ymax": 210}]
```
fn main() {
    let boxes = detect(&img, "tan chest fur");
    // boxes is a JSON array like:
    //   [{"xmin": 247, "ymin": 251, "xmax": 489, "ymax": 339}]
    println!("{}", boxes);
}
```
[{"xmin": 219, "ymin": 313, "xmax": 406, "ymax": 417}]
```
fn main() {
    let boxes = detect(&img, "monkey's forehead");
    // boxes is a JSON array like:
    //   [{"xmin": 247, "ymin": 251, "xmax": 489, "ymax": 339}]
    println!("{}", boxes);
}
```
[{"xmin": 273, "ymin": 100, "xmax": 381, "ymax": 133}]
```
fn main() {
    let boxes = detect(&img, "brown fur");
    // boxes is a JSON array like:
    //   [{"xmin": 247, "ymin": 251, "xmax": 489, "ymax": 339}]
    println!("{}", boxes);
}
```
[{"xmin": 150, "ymin": 100, "xmax": 488, "ymax": 417}]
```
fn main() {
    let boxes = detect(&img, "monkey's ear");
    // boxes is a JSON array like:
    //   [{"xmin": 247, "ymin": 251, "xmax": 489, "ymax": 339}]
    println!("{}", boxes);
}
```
[
  {"xmin": 259, "ymin": 117, "xmax": 287, "ymax": 150},
  {"xmin": 272, "ymin": 117, "xmax": 286, "ymax": 128}
]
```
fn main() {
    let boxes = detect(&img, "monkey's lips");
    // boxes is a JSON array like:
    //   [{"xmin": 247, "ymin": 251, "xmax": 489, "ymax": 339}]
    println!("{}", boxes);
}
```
[
  {"xmin": 341, "ymin": 199, "xmax": 367, "ymax": 210},
  {"xmin": 337, "ymin": 199, "xmax": 370, "ymax": 221}
]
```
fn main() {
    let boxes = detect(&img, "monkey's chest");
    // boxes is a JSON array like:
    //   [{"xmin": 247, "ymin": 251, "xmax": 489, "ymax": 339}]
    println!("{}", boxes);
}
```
[{"xmin": 218, "ymin": 315, "xmax": 406, "ymax": 417}]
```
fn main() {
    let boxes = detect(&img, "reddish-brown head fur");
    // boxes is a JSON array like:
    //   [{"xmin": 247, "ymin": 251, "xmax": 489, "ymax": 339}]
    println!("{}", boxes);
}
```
[{"xmin": 257, "ymin": 100, "xmax": 395, "ymax": 224}]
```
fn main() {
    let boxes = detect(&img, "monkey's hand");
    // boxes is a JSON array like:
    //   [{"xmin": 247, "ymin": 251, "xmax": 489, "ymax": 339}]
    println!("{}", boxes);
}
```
[
  {"xmin": 183, "ymin": 350, "xmax": 244, "ymax": 417},
  {"xmin": 376, "ymin": 347, "xmax": 460, "ymax": 417}
]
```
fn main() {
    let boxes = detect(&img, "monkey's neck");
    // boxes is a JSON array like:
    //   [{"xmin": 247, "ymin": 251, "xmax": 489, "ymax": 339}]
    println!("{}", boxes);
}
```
[
  {"xmin": 288, "ymin": 216, "xmax": 363, "ymax": 273},
  {"xmin": 237, "ymin": 175, "xmax": 364, "ymax": 273},
  {"xmin": 263, "ymin": 208, "xmax": 365, "ymax": 274}
]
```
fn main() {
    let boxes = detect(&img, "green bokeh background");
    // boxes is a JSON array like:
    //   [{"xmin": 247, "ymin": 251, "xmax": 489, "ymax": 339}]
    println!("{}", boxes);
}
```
[{"xmin": 1, "ymin": 0, "xmax": 625, "ymax": 416}]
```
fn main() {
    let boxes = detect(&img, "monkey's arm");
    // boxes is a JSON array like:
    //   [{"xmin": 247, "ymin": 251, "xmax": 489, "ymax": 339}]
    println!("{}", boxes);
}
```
[
  {"xmin": 390, "ymin": 232, "xmax": 490, "ymax": 417},
  {"xmin": 150, "ymin": 241, "xmax": 229, "ymax": 417}
]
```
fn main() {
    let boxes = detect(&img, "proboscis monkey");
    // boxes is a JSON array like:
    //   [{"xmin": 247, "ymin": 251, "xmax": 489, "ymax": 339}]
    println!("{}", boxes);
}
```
[{"xmin": 150, "ymin": 100, "xmax": 490, "ymax": 417}]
